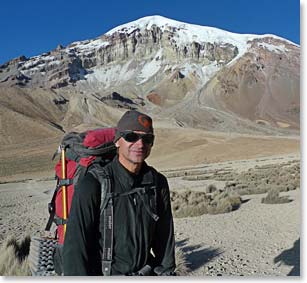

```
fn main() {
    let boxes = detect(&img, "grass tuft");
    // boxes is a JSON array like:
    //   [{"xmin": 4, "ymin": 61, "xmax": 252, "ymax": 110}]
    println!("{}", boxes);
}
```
[
  {"xmin": 0, "ymin": 235, "xmax": 31, "ymax": 276},
  {"xmin": 171, "ymin": 189, "xmax": 242, "ymax": 217},
  {"xmin": 175, "ymin": 246, "xmax": 190, "ymax": 275},
  {"xmin": 261, "ymin": 187, "xmax": 292, "ymax": 204}
]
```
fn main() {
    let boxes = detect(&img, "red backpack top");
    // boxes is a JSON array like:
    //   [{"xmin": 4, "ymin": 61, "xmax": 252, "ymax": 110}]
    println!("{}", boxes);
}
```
[{"xmin": 45, "ymin": 128, "xmax": 117, "ymax": 244}]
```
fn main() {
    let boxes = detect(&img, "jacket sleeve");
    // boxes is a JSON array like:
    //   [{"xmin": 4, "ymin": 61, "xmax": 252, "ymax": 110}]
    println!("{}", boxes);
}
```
[
  {"xmin": 62, "ymin": 173, "xmax": 101, "ymax": 275},
  {"xmin": 152, "ymin": 173, "xmax": 176, "ymax": 275}
]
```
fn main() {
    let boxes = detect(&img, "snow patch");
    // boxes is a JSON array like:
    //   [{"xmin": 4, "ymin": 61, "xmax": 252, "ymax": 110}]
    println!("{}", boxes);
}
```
[
  {"xmin": 47, "ymin": 60, "xmax": 61, "ymax": 66},
  {"xmin": 75, "ymin": 39, "xmax": 110, "ymax": 51},
  {"xmin": 65, "ymin": 38, "xmax": 110, "ymax": 57},
  {"xmin": 257, "ymin": 42, "xmax": 289, "ymax": 53},
  {"xmin": 84, "ymin": 60, "xmax": 137, "ymax": 88},
  {"xmin": 40, "ymin": 55, "xmax": 56, "ymax": 61},
  {"xmin": 179, "ymin": 62, "xmax": 219, "ymax": 84},
  {"xmin": 137, "ymin": 49, "xmax": 163, "ymax": 84}
]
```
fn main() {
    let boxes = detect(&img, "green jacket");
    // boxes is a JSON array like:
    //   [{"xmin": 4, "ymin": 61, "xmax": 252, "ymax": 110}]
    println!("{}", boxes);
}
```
[{"xmin": 63, "ymin": 156, "xmax": 176, "ymax": 275}]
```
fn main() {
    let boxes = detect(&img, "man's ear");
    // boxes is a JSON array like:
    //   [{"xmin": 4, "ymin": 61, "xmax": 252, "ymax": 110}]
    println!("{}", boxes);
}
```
[{"xmin": 115, "ymin": 141, "xmax": 120, "ymax": 148}]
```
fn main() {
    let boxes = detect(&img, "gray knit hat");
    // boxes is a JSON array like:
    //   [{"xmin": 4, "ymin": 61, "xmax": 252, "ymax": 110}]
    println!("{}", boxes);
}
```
[{"xmin": 114, "ymin": 110, "xmax": 154, "ymax": 142}]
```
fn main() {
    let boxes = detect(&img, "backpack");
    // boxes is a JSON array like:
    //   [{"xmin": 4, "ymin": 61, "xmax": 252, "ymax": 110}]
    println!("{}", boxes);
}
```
[{"xmin": 45, "ymin": 127, "xmax": 117, "ymax": 245}]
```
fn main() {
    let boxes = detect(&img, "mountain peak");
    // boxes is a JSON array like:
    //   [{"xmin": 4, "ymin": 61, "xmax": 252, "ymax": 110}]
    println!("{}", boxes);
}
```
[
  {"xmin": 106, "ymin": 15, "xmax": 190, "ymax": 34},
  {"xmin": 105, "ymin": 15, "xmax": 298, "ymax": 47},
  {"xmin": 106, "ymin": 15, "xmax": 245, "ymax": 39}
]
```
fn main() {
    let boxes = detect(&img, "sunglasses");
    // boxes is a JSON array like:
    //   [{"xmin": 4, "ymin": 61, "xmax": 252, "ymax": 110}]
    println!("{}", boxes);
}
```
[{"xmin": 120, "ymin": 131, "xmax": 155, "ymax": 145}]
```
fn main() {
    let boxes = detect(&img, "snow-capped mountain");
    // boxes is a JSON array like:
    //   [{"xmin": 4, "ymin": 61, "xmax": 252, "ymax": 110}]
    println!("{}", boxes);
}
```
[{"xmin": 0, "ymin": 15, "xmax": 300, "ymax": 137}]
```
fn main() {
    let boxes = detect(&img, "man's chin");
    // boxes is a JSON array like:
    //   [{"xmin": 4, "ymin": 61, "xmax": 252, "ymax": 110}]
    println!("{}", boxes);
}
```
[
  {"xmin": 129, "ymin": 155, "xmax": 147, "ymax": 164},
  {"xmin": 131, "ymin": 158, "xmax": 145, "ymax": 164}
]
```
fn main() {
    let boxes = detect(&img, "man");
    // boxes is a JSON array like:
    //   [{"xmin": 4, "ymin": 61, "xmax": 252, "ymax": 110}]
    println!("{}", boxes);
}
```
[{"xmin": 63, "ymin": 110, "xmax": 176, "ymax": 276}]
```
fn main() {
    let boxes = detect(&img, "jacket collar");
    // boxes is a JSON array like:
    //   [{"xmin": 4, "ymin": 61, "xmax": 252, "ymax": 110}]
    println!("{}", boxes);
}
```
[{"xmin": 113, "ymin": 156, "xmax": 154, "ymax": 189}]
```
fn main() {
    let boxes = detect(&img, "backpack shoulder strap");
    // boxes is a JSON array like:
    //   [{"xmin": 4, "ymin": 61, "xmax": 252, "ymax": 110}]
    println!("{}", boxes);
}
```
[
  {"xmin": 146, "ymin": 167, "xmax": 161, "ymax": 221},
  {"xmin": 87, "ymin": 164, "xmax": 112, "ymax": 211},
  {"xmin": 87, "ymin": 164, "xmax": 114, "ymax": 276}
]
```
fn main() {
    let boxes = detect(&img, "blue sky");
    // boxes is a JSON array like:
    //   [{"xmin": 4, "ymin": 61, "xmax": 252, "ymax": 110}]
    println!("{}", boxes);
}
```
[{"xmin": 0, "ymin": 0, "xmax": 300, "ymax": 65}]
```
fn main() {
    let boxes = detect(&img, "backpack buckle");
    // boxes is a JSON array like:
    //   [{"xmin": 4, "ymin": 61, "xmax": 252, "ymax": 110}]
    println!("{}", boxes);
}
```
[
  {"xmin": 48, "ymin": 202, "xmax": 55, "ymax": 214},
  {"xmin": 58, "ymin": 178, "xmax": 73, "ymax": 187},
  {"xmin": 102, "ymin": 260, "xmax": 112, "ymax": 276},
  {"xmin": 54, "ymin": 217, "xmax": 68, "ymax": 226}
]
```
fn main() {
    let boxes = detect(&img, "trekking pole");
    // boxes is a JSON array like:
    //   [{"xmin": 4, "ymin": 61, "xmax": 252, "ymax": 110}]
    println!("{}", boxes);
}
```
[{"xmin": 60, "ymin": 144, "xmax": 68, "ymax": 237}]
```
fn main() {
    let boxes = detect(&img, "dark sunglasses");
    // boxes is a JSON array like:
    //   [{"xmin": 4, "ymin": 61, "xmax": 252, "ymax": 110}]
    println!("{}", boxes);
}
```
[{"xmin": 120, "ymin": 131, "xmax": 155, "ymax": 145}]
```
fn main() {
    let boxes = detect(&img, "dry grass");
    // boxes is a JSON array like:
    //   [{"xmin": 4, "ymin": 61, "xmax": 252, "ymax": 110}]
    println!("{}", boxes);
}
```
[
  {"xmin": 208, "ymin": 191, "xmax": 242, "ymax": 214},
  {"xmin": 171, "ymin": 161, "xmax": 299, "ymax": 198},
  {"xmin": 222, "ymin": 161, "xmax": 300, "ymax": 196},
  {"xmin": 171, "ymin": 189, "xmax": 242, "ymax": 217},
  {"xmin": 175, "ymin": 246, "xmax": 190, "ymax": 276},
  {"xmin": 261, "ymin": 187, "xmax": 292, "ymax": 204},
  {"xmin": 0, "ymin": 235, "xmax": 31, "ymax": 276},
  {"xmin": 171, "ymin": 191, "xmax": 210, "ymax": 218},
  {"xmin": 206, "ymin": 184, "xmax": 217, "ymax": 193}
]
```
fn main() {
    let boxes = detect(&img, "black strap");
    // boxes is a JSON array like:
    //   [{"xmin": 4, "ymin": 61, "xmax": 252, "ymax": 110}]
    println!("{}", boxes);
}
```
[
  {"xmin": 137, "ymin": 189, "xmax": 159, "ymax": 222},
  {"xmin": 45, "ymin": 207, "xmax": 56, "ymax": 231},
  {"xmin": 45, "ymin": 179, "xmax": 61, "ymax": 231},
  {"xmin": 101, "ymin": 177, "xmax": 113, "ymax": 276},
  {"xmin": 103, "ymin": 187, "xmax": 159, "ymax": 221},
  {"xmin": 45, "ymin": 178, "xmax": 73, "ymax": 231}
]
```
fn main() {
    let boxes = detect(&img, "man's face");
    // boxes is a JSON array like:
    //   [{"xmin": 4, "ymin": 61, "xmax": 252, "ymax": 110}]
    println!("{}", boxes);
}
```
[{"xmin": 115, "ymin": 131, "xmax": 153, "ymax": 165}]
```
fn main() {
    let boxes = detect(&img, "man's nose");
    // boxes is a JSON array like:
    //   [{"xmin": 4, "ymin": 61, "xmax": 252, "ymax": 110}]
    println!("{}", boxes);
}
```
[{"xmin": 134, "ymin": 137, "xmax": 145, "ymax": 147}]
